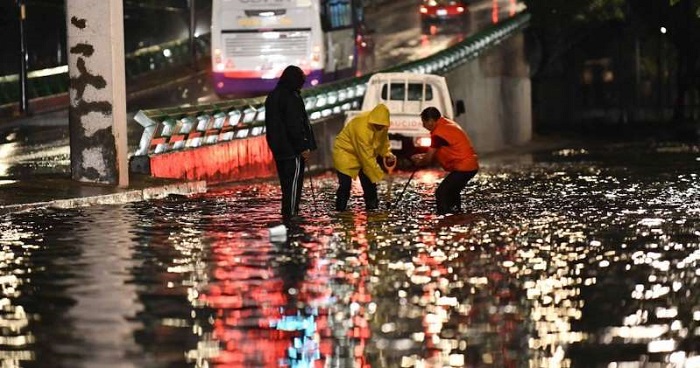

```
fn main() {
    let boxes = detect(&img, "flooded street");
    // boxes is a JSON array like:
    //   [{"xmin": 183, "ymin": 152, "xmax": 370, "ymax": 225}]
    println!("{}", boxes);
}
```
[{"xmin": 0, "ymin": 139, "xmax": 699, "ymax": 367}]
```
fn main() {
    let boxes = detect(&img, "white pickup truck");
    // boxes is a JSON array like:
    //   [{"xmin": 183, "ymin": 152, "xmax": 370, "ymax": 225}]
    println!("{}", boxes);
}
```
[{"xmin": 345, "ymin": 72, "xmax": 465, "ymax": 159}]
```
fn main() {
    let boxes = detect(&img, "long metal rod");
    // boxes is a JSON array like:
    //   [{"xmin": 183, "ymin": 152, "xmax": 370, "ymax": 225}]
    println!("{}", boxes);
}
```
[
  {"xmin": 389, "ymin": 168, "xmax": 417, "ymax": 210},
  {"xmin": 307, "ymin": 166, "xmax": 318, "ymax": 213}
]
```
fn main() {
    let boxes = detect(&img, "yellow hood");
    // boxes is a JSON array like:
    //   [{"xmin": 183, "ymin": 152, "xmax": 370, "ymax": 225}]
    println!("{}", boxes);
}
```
[
  {"xmin": 367, "ymin": 103, "xmax": 390, "ymax": 127},
  {"xmin": 332, "ymin": 103, "xmax": 392, "ymax": 183}
]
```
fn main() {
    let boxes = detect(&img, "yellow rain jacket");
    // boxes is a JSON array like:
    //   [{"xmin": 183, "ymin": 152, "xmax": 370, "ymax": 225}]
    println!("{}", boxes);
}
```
[{"xmin": 333, "ymin": 103, "xmax": 392, "ymax": 183}]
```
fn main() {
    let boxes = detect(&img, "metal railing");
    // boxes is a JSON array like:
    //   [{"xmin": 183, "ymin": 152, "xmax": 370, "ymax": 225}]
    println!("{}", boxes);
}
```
[
  {"xmin": 0, "ymin": 34, "xmax": 210, "ymax": 106},
  {"xmin": 133, "ymin": 12, "xmax": 530, "ymax": 157}
]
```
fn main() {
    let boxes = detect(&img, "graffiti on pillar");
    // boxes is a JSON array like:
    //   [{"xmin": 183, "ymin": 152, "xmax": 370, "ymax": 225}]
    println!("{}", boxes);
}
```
[{"xmin": 68, "ymin": 15, "xmax": 117, "ymax": 183}]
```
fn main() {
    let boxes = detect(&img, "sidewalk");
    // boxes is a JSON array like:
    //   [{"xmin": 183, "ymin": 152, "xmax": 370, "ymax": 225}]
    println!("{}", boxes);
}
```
[
  {"xmin": 0, "ymin": 173, "xmax": 206, "ymax": 216},
  {"xmin": 0, "ymin": 64, "xmax": 214, "ymax": 216}
]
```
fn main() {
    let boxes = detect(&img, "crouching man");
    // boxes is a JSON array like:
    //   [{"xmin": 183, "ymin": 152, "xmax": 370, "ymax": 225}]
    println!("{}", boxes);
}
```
[{"xmin": 411, "ymin": 107, "xmax": 478, "ymax": 215}]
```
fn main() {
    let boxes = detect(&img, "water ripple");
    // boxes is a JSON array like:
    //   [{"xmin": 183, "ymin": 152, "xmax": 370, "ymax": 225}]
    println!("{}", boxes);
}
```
[{"xmin": 0, "ymin": 141, "xmax": 697, "ymax": 367}]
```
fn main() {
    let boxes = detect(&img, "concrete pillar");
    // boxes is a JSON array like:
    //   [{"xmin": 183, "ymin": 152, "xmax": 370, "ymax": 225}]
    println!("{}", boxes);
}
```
[
  {"xmin": 446, "ymin": 33, "xmax": 532, "ymax": 154},
  {"xmin": 66, "ymin": 0, "xmax": 128, "ymax": 187}
]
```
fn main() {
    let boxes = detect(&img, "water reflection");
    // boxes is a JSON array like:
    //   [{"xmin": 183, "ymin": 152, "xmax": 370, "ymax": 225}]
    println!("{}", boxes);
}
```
[{"xmin": 0, "ymin": 141, "xmax": 697, "ymax": 367}]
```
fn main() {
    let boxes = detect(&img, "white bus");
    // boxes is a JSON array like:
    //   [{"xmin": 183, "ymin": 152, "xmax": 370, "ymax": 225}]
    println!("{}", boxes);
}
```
[{"xmin": 211, "ymin": 0, "xmax": 366, "ymax": 96}]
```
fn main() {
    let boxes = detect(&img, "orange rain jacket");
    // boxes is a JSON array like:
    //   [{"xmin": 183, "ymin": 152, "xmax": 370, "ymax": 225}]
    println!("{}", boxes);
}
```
[{"xmin": 432, "ymin": 117, "xmax": 479, "ymax": 172}]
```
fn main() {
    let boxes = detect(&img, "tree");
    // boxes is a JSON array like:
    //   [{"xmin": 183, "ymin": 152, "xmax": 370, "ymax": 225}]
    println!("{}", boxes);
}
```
[
  {"xmin": 524, "ymin": 0, "xmax": 700, "ymax": 123},
  {"xmin": 628, "ymin": 0, "xmax": 700, "ymax": 121},
  {"xmin": 522, "ymin": 0, "xmax": 626, "ymax": 75}
]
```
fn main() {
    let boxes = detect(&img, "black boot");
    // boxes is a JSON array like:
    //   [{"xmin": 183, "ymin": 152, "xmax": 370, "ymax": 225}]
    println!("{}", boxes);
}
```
[
  {"xmin": 365, "ymin": 198, "xmax": 379, "ymax": 211},
  {"xmin": 336, "ymin": 196, "xmax": 349, "ymax": 211}
]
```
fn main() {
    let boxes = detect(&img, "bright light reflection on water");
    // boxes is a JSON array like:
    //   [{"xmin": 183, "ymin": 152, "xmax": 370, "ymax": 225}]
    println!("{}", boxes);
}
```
[{"xmin": 0, "ymin": 141, "xmax": 698, "ymax": 367}]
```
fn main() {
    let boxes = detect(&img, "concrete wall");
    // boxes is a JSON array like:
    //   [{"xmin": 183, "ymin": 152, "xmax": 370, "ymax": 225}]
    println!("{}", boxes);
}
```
[{"xmin": 446, "ymin": 33, "xmax": 532, "ymax": 154}]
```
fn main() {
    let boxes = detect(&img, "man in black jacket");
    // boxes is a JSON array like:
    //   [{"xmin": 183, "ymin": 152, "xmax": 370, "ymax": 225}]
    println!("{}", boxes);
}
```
[{"xmin": 264, "ymin": 65, "xmax": 317, "ymax": 223}]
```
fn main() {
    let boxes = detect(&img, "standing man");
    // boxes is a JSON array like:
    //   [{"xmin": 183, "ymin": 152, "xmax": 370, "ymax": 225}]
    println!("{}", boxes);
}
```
[
  {"xmin": 264, "ymin": 65, "xmax": 317, "ymax": 222},
  {"xmin": 411, "ymin": 107, "xmax": 478, "ymax": 215},
  {"xmin": 333, "ymin": 103, "xmax": 396, "ymax": 211}
]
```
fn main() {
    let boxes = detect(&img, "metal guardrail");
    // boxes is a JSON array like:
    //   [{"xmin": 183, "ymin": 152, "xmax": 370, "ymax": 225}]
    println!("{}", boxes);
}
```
[
  {"xmin": 133, "ymin": 12, "xmax": 530, "ymax": 157},
  {"xmin": 0, "ymin": 34, "xmax": 210, "ymax": 106}
]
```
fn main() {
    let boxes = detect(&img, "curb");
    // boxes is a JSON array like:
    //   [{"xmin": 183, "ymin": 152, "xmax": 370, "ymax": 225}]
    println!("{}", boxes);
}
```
[{"xmin": 0, "ymin": 180, "xmax": 207, "ymax": 216}]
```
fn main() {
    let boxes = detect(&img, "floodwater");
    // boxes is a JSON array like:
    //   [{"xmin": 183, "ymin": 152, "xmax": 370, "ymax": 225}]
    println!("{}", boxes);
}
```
[{"xmin": 0, "ymin": 140, "xmax": 699, "ymax": 368}]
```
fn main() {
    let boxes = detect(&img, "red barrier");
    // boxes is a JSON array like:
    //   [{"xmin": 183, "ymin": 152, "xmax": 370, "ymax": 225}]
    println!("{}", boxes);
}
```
[{"xmin": 149, "ymin": 135, "xmax": 277, "ymax": 184}]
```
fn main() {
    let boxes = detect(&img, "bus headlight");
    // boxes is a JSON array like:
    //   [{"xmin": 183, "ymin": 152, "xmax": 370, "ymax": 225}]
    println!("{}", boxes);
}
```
[
  {"xmin": 311, "ymin": 45, "xmax": 321, "ymax": 66},
  {"xmin": 214, "ymin": 50, "xmax": 223, "ymax": 71}
]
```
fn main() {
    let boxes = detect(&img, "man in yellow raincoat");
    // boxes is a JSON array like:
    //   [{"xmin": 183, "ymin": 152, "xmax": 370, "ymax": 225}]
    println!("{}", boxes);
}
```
[{"xmin": 333, "ymin": 103, "xmax": 397, "ymax": 211}]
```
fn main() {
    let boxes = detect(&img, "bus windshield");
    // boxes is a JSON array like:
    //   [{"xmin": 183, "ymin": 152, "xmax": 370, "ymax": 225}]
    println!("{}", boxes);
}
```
[{"xmin": 217, "ymin": 0, "xmax": 315, "ymax": 31}]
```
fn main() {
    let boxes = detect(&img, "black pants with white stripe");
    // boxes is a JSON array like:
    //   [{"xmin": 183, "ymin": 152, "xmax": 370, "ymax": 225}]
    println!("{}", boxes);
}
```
[{"xmin": 274, "ymin": 156, "xmax": 305, "ymax": 221}]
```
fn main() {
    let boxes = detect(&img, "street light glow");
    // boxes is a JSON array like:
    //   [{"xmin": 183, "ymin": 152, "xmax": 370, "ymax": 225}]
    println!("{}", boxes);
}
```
[{"xmin": 660, "ymin": 26, "xmax": 667, "ymax": 34}]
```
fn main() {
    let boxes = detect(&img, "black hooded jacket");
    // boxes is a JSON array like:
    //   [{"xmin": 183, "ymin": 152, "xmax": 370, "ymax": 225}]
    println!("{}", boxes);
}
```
[{"xmin": 264, "ymin": 66, "xmax": 317, "ymax": 160}]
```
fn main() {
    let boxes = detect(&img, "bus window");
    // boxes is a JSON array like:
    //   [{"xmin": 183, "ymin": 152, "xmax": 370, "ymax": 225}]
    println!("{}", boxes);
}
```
[{"xmin": 322, "ymin": 0, "xmax": 353, "ymax": 31}]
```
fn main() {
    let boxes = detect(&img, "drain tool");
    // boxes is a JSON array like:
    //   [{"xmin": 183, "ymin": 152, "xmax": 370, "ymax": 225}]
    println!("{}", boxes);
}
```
[
  {"xmin": 389, "ymin": 166, "xmax": 418, "ymax": 210},
  {"xmin": 383, "ymin": 155, "xmax": 397, "ymax": 202},
  {"xmin": 307, "ymin": 166, "xmax": 318, "ymax": 213}
]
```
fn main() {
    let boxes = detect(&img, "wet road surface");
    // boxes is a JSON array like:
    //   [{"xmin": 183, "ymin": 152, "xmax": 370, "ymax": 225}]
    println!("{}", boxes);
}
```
[{"xmin": 0, "ymin": 139, "xmax": 698, "ymax": 367}]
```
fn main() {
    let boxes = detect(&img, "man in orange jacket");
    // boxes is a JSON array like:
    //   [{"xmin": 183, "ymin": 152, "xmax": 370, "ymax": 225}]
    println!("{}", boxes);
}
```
[{"xmin": 410, "ymin": 107, "xmax": 479, "ymax": 215}]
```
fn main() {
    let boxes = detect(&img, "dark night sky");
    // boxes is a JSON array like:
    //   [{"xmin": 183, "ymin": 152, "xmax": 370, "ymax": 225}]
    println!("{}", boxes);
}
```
[{"xmin": 0, "ymin": 0, "xmax": 211, "ymax": 76}]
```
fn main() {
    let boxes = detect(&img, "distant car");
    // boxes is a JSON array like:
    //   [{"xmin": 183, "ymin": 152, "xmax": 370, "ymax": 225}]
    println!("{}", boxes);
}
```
[{"xmin": 419, "ymin": 0, "xmax": 469, "ymax": 34}]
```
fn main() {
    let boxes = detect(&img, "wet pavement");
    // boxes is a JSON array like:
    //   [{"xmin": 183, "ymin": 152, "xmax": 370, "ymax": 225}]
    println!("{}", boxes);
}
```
[{"xmin": 0, "ymin": 136, "xmax": 698, "ymax": 367}]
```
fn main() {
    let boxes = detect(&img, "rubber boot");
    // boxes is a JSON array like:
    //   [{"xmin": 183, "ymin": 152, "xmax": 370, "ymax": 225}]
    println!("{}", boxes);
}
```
[
  {"xmin": 365, "ymin": 198, "xmax": 379, "ymax": 211},
  {"xmin": 336, "ymin": 195, "xmax": 349, "ymax": 211}
]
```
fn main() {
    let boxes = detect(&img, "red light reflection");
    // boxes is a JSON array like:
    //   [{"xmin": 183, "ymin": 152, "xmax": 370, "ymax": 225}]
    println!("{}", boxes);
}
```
[
  {"xmin": 198, "ymin": 239, "xmax": 293, "ymax": 367},
  {"xmin": 196, "ymin": 222, "xmax": 349, "ymax": 367}
]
